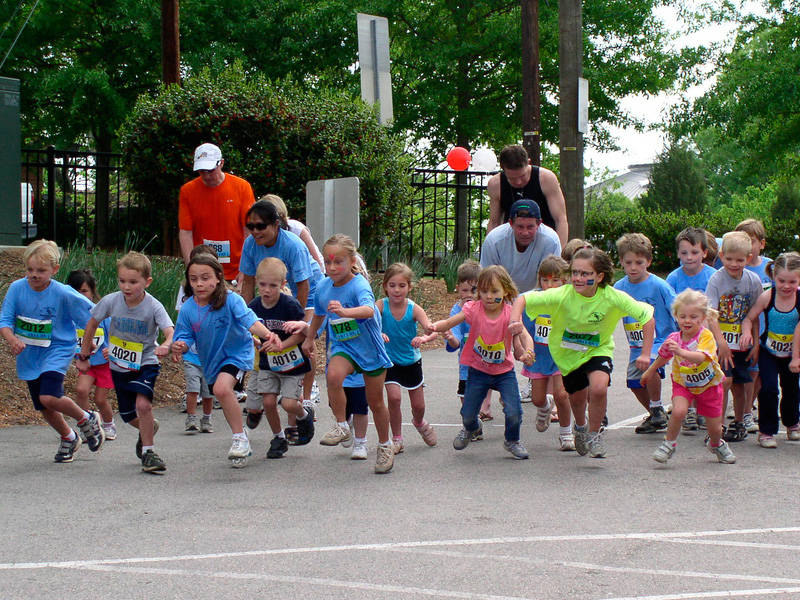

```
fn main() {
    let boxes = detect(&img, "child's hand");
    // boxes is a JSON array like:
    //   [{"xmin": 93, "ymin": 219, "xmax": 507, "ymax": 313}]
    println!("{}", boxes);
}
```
[
  {"xmin": 262, "ymin": 333, "xmax": 283, "ymax": 353},
  {"xmin": 301, "ymin": 338, "xmax": 315, "ymax": 358},
  {"xmin": 8, "ymin": 337, "xmax": 25, "ymax": 356},
  {"xmin": 327, "ymin": 300, "xmax": 345, "ymax": 316},
  {"xmin": 102, "ymin": 347, "xmax": 109, "ymax": 360},
  {"xmin": 155, "ymin": 342, "xmax": 170, "ymax": 358},
  {"xmin": 790, "ymin": 358, "xmax": 800, "ymax": 373},
  {"xmin": 520, "ymin": 347, "xmax": 535, "ymax": 366},
  {"xmin": 634, "ymin": 354, "xmax": 651, "ymax": 372},
  {"xmin": 382, "ymin": 333, "xmax": 390, "ymax": 343},
  {"xmin": 718, "ymin": 341, "xmax": 733, "ymax": 370},
  {"xmin": 746, "ymin": 343, "xmax": 759, "ymax": 366},
  {"xmin": 428, "ymin": 320, "xmax": 444, "ymax": 334},
  {"xmin": 411, "ymin": 336, "xmax": 425, "ymax": 348},
  {"xmin": 639, "ymin": 369, "xmax": 651, "ymax": 387},
  {"xmin": 662, "ymin": 338, "xmax": 679, "ymax": 354},
  {"xmin": 75, "ymin": 356, "xmax": 90, "ymax": 373},
  {"xmin": 740, "ymin": 330, "xmax": 753, "ymax": 350},
  {"xmin": 283, "ymin": 320, "xmax": 309, "ymax": 335},
  {"xmin": 171, "ymin": 341, "xmax": 188, "ymax": 362},
  {"xmin": 443, "ymin": 330, "xmax": 458, "ymax": 347}
]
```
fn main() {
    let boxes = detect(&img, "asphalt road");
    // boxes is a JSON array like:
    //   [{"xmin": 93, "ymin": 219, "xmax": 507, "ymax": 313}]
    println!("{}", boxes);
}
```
[{"xmin": 2, "ymin": 326, "xmax": 800, "ymax": 599}]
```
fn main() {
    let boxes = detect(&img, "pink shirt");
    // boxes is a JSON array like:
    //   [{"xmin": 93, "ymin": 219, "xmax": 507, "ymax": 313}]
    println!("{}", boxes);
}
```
[{"xmin": 459, "ymin": 300, "xmax": 514, "ymax": 375}]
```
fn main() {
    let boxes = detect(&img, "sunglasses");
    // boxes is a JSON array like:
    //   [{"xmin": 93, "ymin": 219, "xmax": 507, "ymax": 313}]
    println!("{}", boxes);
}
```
[{"xmin": 246, "ymin": 222, "xmax": 269, "ymax": 231}]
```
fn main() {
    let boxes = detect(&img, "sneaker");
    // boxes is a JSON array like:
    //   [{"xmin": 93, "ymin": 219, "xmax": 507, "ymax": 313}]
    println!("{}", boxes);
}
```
[
  {"xmin": 757, "ymin": 433, "xmax": 777, "ymax": 448},
  {"xmin": 743, "ymin": 412, "xmax": 759, "ymax": 433},
  {"xmin": 180, "ymin": 395, "xmax": 187, "ymax": 413},
  {"xmin": 284, "ymin": 426, "xmax": 299, "ymax": 445},
  {"xmin": 141, "ymin": 449, "xmax": 166, "ymax": 473},
  {"xmin": 267, "ymin": 435, "xmax": 289, "ymax": 458},
  {"xmin": 320, "ymin": 423, "xmax": 351, "ymax": 446},
  {"xmin": 310, "ymin": 380, "xmax": 321, "ymax": 404},
  {"xmin": 535, "ymin": 396, "xmax": 554, "ymax": 432},
  {"xmin": 392, "ymin": 437, "xmax": 404, "ymax": 454},
  {"xmin": 707, "ymin": 439, "xmax": 736, "ymax": 464},
  {"xmin": 135, "ymin": 419, "xmax": 159, "ymax": 459},
  {"xmin": 787, "ymin": 424, "xmax": 800, "ymax": 441},
  {"xmin": 453, "ymin": 427, "xmax": 473, "ymax": 450},
  {"xmin": 586, "ymin": 429, "xmax": 607, "ymax": 458},
  {"xmin": 54, "ymin": 433, "xmax": 81, "ymax": 463},
  {"xmin": 559, "ymin": 432, "xmax": 576, "ymax": 451},
  {"xmin": 635, "ymin": 407, "xmax": 668, "ymax": 434},
  {"xmin": 375, "ymin": 443, "xmax": 394, "ymax": 473},
  {"xmin": 682, "ymin": 407, "xmax": 698, "ymax": 434},
  {"xmin": 520, "ymin": 379, "xmax": 532, "ymax": 403},
  {"xmin": 235, "ymin": 390, "xmax": 247, "ymax": 403},
  {"xmin": 471, "ymin": 425, "xmax": 484, "ymax": 441},
  {"xmin": 652, "ymin": 439, "xmax": 676, "ymax": 463},
  {"xmin": 503, "ymin": 439, "xmax": 529, "ymax": 459},
  {"xmin": 78, "ymin": 411, "xmax": 105, "ymax": 452},
  {"xmin": 184, "ymin": 414, "xmax": 200, "ymax": 433},
  {"xmin": 351, "ymin": 442, "xmax": 368, "ymax": 460},
  {"xmin": 295, "ymin": 407, "xmax": 315, "ymax": 445},
  {"xmin": 341, "ymin": 417, "xmax": 354, "ymax": 447},
  {"xmin": 573, "ymin": 425, "xmax": 588, "ymax": 456},
  {"xmin": 246, "ymin": 411, "xmax": 263, "ymax": 430},
  {"xmin": 723, "ymin": 421, "xmax": 747, "ymax": 442},
  {"xmin": 200, "ymin": 415, "xmax": 213, "ymax": 433},
  {"xmin": 415, "ymin": 420, "xmax": 438, "ymax": 446},
  {"xmin": 212, "ymin": 397, "xmax": 222, "ymax": 410},
  {"xmin": 102, "ymin": 421, "xmax": 117, "ymax": 441},
  {"xmin": 228, "ymin": 436, "xmax": 252, "ymax": 466}
]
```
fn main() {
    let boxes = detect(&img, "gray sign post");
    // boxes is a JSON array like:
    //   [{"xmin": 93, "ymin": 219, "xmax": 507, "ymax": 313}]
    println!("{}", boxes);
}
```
[
  {"xmin": 0, "ymin": 77, "xmax": 21, "ymax": 245},
  {"xmin": 305, "ymin": 177, "xmax": 360, "ymax": 250}
]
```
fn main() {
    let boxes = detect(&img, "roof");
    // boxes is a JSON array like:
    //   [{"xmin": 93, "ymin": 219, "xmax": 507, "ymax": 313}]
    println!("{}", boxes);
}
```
[{"xmin": 586, "ymin": 163, "xmax": 653, "ymax": 201}]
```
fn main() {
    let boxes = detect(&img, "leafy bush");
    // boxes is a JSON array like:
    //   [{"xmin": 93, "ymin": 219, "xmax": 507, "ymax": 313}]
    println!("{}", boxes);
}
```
[{"xmin": 118, "ymin": 63, "xmax": 413, "ymax": 249}]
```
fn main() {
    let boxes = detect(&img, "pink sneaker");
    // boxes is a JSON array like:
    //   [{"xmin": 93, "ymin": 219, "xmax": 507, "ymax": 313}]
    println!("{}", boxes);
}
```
[{"xmin": 414, "ymin": 420, "xmax": 438, "ymax": 446}]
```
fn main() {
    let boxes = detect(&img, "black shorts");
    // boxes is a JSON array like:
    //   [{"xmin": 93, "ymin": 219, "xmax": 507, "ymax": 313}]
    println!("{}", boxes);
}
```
[
  {"xmin": 209, "ymin": 364, "xmax": 246, "ymax": 388},
  {"xmin": 344, "ymin": 386, "xmax": 368, "ymax": 417},
  {"xmin": 111, "ymin": 364, "xmax": 160, "ymax": 423},
  {"xmin": 724, "ymin": 350, "xmax": 753, "ymax": 384},
  {"xmin": 384, "ymin": 358, "xmax": 424, "ymax": 390},
  {"xmin": 562, "ymin": 356, "xmax": 613, "ymax": 395},
  {"xmin": 457, "ymin": 379, "xmax": 466, "ymax": 397},
  {"xmin": 26, "ymin": 371, "xmax": 66, "ymax": 411}
]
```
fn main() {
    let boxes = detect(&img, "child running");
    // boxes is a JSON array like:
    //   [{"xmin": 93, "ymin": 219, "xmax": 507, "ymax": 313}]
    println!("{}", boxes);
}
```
[
  {"xmin": 67, "ymin": 269, "xmax": 117, "ymax": 441},
  {"xmin": 431, "ymin": 265, "xmax": 534, "ymax": 460},
  {"xmin": 519, "ymin": 256, "xmax": 575, "ymax": 451},
  {"xmin": 641, "ymin": 290, "xmax": 736, "ymax": 464},
  {"xmin": 172, "ymin": 253, "xmax": 275, "ymax": 468},
  {"xmin": 244, "ymin": 257, "xmax": 315, "ymax": 459},
  {"xmin": 1, "ymin": 240, "xmax": 105, "ymax": 462},
  {"xmin": 510, "ymin": 247, "xmax": 655, "ymax": 458},
  {"xmin": 740, "ymin": 252, "xmax": 800, "ymax": 447},
  {"xmin": 378, "ymin": 262, "xmax": 438, "ymax": 454},
  {"xmin": 302, "ymin": 234, "xmax": 395, "ymax": 474},
  {"xmin": 77, "ymin": 251, "xmax": 172, "ymax": 472}
]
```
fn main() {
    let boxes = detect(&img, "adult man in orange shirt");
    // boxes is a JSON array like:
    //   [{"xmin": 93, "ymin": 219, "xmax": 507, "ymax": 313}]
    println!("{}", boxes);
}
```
[{"xmin": 178, "ymin": 143, "xmax": 256, "ymax": 283}]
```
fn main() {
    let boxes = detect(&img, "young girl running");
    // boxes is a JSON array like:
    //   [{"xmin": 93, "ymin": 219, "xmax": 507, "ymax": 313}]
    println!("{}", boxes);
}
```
[
  {"xmin": 431, "ymin": 265, "xmax": 534, "ymax": 460},
  {"xmin": 740, "ymin": 252, "xmax": 800, "ymax": 447},
  {"xmin": 641, "ymin": 290, "xmax": 736, "ymax": 464},
  {"xmin": 519, "ymin": 256, "xmax": 574, "ymax": 451},
  {"xmin": 302, "ymin": 234, "xmax": 395, "ymax": 474},
  {"xmin": 378, "ymin": 263, "xmax": 438, "ymax": 454},
  {"xmin": 172, "ymin": 253, "xmax": 276, "ymax": 468},
  {"xmin": 67, "ymin": 269, "xmax": 117, "ymax": 441},
  {"xmin": 510, "ymin": 247, "xmax": 655, "ymax": 458}
]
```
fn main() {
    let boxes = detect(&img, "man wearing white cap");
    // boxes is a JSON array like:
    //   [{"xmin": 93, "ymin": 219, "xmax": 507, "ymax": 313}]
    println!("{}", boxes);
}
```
[{"xmin": 178, "ymin": 143, "xmax": 256, "ymax": 283}]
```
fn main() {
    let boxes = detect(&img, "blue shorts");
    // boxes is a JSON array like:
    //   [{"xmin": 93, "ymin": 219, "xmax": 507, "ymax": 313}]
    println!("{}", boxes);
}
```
[
  {"xmin": 627, "ymin": 357, "xmax": 665, "ymax": 389},
  {"xmin": 345, "ymin": 386, "xmax": 368, "ymax": 417},
  {"xmin": 111, "ymin": 364, "xmax": 160, "ymax": 423},
  {"xmin": 26, "ymin": 371, "xmax": 66, "ymax": 411}
]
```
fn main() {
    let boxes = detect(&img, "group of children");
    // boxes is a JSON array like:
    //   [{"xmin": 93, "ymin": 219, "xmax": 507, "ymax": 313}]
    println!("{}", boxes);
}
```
[{"xmin": 3, "ymin": 216, "xmax": 800, "ymax": 475}]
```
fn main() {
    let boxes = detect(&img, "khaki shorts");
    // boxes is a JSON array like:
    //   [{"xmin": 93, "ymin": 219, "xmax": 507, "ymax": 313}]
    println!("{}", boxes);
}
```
[{"xmin": 245, "ymin": 369, "xmax": 304, "ymax": 410}]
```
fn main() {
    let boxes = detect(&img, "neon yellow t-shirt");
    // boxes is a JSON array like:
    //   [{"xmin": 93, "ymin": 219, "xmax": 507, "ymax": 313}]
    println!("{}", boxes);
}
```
[{"xmin": 523, "ymin": 285, "xmax": 653, "ymax": 376}]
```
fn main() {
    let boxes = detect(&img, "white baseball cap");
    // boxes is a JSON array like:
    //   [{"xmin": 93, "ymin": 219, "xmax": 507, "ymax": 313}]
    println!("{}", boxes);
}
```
[{"xmin": 193, "ymin": 143, "xmax": 222, "ymax": 171}]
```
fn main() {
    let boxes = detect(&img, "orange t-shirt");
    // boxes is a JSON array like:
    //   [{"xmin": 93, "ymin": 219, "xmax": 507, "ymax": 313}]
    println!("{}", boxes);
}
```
[{"xmin": 178, "ymin": 173, "xmax": 255, "ymax": 280}]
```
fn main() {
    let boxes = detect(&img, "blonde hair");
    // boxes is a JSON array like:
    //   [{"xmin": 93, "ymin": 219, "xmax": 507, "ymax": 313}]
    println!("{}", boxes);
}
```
[
  {"xmin": 256, "ymin": 257, "xmax": 288, "ymax": 281},
  {"xmin": 383, "ymin": 262, "xmax": 414, "ymax": 291},
  {"xmin": 672, "ymin": 289, "xmax": 718, "ymax": 321},
  {"xmin": 322, "ymin": 234, "xmax": 366, "ymax": 277},
  {"xmin": 616, "ymin": 232, "xmax": 652, "ymax": 261},
  {"xmin": 538, "ymin": 255, "xmax": 569, "ymax": 283},
  {"xmin": 720, "ymin": 231, "xmax": 752, "ymax": 256},
  {"xmin": 735, "ymin": 218, "xmax": 766, "ymax": 241},
  {"xmin": 118, "ymin": 251, "xmax": 152, "ymax": 279},
  {"xmin": 23, "ymin": 239, "xmax": 60, "ymax": 267},
  {"xmin": 477, "ymin": 265, "xmax": 518, "ymax": 304},
  {"xmin": 259, "ymin": 194, "xmax": 289, "ymax": 227},
  {"xmin": 766, "ymin": 252, "xmax": 800, "ymax": 280}
]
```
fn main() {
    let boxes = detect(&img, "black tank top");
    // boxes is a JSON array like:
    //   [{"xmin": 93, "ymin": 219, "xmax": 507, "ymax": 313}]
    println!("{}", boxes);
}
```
[{"xmin": 499, "ymin": 167, "xmax": 555, "ymax": 229}]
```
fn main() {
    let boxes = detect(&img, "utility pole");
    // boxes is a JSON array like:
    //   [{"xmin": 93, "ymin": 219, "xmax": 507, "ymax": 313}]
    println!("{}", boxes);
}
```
[
  {"xmin": 521, "ymin": 0, "xmax": 540, "ymax": 166},
  {"xmin": 161, "ymin": 0, "xmax": 180, "ymax": 85},
  {"xmin": 558, "ymin": 0, "xmax": 584, "ymax": 238}
]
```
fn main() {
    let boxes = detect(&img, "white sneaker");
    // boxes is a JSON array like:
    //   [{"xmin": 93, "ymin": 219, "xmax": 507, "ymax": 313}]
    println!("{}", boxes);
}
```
[
  {"xmin": 351, "ymin": 442, "xmax": 368, "ymax": 460},
  {"xmin": 228, "ymin": 436, "xmax": 252, "ymax": 459},
  {"xmin": 558, "ymin": 432, "xmax": 575, "ymax": 451},
  {"xmin": 102, "ymin": 421, "xmax": 117, "ymax": 441},
  {"xmin": 743, "ymin": 412, "xmax": 758, "ymax": 433},
  {"xmin": 520, "ymin": 379, "xmax": 532, "ymax": 403},
  {"xmin": 341, "ymin": 417, "xmax": 354, "ymax": 448},
  {"xmin": 310, "ymin": 381, "xmax": 321, "ymax": 404},
  {"xmin": 535, "ymin": 396, "xmax": 554, "ymax": 432},
  {"xmin": 319, "ymin": 424, "xmax": 351, "ymax": 446},
  {"xmin": 375, "ymin": 443, "xmax": 394, "ymax": 473}
]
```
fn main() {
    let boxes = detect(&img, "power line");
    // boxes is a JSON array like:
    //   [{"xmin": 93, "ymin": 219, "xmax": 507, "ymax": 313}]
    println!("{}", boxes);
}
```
[{"xmin": 0, "ymin": 0, "xmax": 40, "ymax": 72}]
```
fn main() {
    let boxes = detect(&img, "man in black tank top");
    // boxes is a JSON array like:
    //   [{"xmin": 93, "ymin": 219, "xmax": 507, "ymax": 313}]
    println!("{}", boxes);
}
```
[{"xmin": 487, "ymin": 145, "xmax": 568, "ymax": 245}]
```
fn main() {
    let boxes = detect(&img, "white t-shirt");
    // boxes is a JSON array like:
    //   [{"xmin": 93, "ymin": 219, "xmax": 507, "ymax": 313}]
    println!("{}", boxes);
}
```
[{"xmin": 480, "ymin": 223, "xmax": 562, "ymax": 293}]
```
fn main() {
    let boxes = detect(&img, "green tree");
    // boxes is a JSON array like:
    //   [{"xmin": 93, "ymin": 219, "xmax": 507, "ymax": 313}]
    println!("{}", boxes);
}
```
[{"xmin": 640, "ymin": 142, "xmax": 708, "ymax": 213}]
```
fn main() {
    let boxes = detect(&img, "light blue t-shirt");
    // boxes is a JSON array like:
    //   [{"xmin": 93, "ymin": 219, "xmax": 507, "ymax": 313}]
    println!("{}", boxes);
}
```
[
  {"xmin": 173, "ymin": 291, "xmax": 258, "ymax": 382},
  {"xmin": 747, "ymin": 256, "xmax": 773, "ymax": 291},
  {"xmin": 614, "ymin": 274, "xmax": 677, "ymax": 360},
  {"xmin": 666, "ymin": 264, "xmax": 717, "ymax": 294},
  {"xmin": 445, "ymin": 301, "xmax": 470, "ymax": 381},
  {"xmin": 314, "ymin": 273, "xmax": 392, "ymax": 372},
  {"xmin": 0, "ymin": 278, "xmax": 93, "ymax": 380}
]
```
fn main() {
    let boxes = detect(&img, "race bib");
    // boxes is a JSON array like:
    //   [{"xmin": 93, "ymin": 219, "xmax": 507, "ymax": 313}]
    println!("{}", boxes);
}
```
[
  {"xmin": 15, "ymin": 316, "xmax": 52, "ymax": 347},
  {"xmin": 267, "ymin": 344, "xmax": 305, "ymax": 373},
  {"xmin": 109, "ymin": 335, "xmax": 143, "ymax": 370},
  {"xmin": 533, "ymin": 316, "xmax": 551, "ymax": 344},
  {"xmin": 624, "ymin": 321, "xmax": 644, "ymax": 348},
  {"xmin": 561, "ymin": 328, "xmax": 600, "ymax": 352},
  {"xmin": 765, "ymin": 331, "xmax": 793, "ymax": 358},
  {"xmin": 473, "ymin": 336, "xmax": 505, "ymax": 364},
  {"xmin": 76, "ymin": 327, "xmax": 104, "ymax": 355},
  {"xmin": 330, "ymin": 317, "xmax": 361, "ymax": 342},
  {"xmin": 203, "ymin": 238, "xmax": 231, "ymax": 263},
  {"xmin": 719, "ymin": 322, "xmax": 742, "ymax": 350},
  {"xmin": 679, "ymin": 361, "xmax": 716, "ymax": 389}
]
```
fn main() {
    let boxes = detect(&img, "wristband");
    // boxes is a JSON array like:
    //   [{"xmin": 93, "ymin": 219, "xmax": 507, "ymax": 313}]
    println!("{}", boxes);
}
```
[{"xmin": 77, "ymin": 352, "xmax": 90, "ymax": 361}]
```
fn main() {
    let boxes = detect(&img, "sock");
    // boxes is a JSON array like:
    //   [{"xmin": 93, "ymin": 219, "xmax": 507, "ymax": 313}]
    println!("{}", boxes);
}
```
[
  {"xmin": 102, "ymin": 420, "xmax": 114, "ymax": 426},
  {"xmin": 649, "ymin": 400, "xmax": 663, "ymax": 409},
  {"xmin": 392, "ymin": 435, "xmax": 403, "ymax": 443},
  {"xmin": 233, "ymin": 432, "xmax": 247, "ymax": 441},
  {"xmin": 379, "ymin": 440, "xmax": 393, "ymax": 447},
  {"xmin": 296, "ymin": 409, "xmax": 308, "ymax": 421},
  {"xmin": 62, "ymin": 430, "xmax": 77, "ymax": 441},
  {"xmin": 276, "ymin": 431, "xmax": 286, "ymax": 439},
  {"xmin": 665, "ymin": 439, "xmax": 677, "ymax": 447},
  {"xmin": 76, "ymin": 411, "xmax": 91, "ymax": 425},
  {"xmin": 338, "ymin": 421, "xmax": 350, "ymax": 431},
  {"xmin": 559, "ymin": 425, "xmax": 571, "ymax": 436},
  {"xmin": 203, "ymin": 412, "xmax": 212, "ymax": 418},
  {"xmin": 142, "ymin": 445, "xmax": 154, "ymax": 453},
  {"xmin": 354, "ymin": 436, "xmax": 367, "ymax": 445}
]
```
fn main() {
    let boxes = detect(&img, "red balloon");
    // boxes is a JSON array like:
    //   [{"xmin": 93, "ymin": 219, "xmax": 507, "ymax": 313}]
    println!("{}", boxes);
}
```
[{"xmin": 446, "ymin": 146, "xmax": 471, "ymax": 171}]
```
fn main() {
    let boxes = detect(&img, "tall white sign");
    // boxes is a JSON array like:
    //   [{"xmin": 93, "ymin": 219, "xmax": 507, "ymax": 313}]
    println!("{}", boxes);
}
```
[
  {"xmin": 357, "ymin": 13, "xmax": 393, "ymax": 125},
  {"xmin": 306, "ymin": 177, "xmax": 360, "ymax": 249}
]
